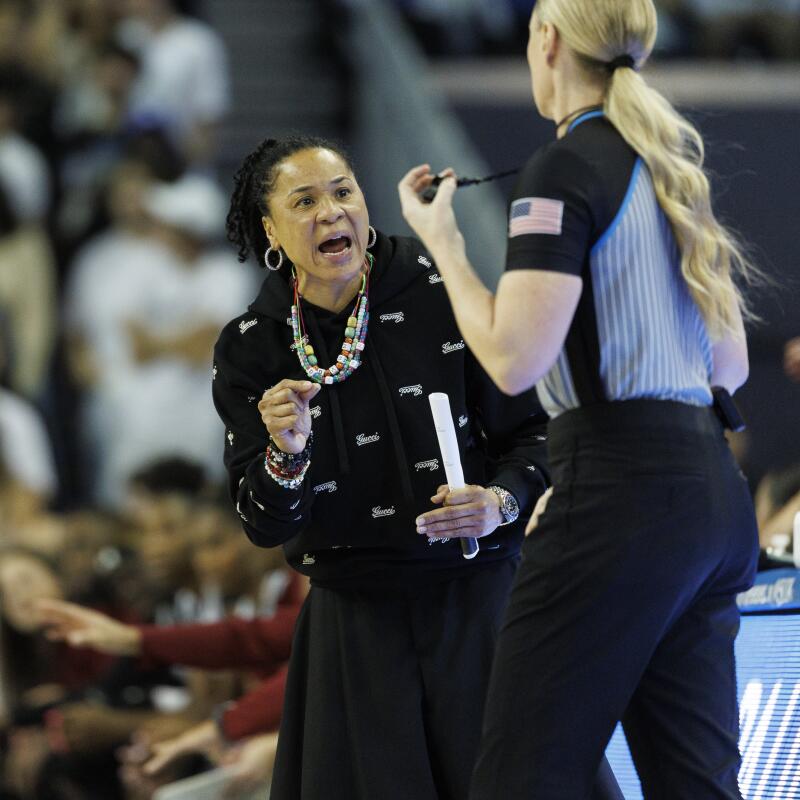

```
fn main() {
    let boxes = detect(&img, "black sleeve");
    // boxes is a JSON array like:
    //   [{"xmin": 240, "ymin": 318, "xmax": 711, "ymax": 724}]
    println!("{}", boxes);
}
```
[
  {"xmin": 505, "ymin": 144, "xmax": 600, "ymax": 276},
  {"xmin": 212, "ymin": 331, "xmax": 313, "ymax": 548},
  {"xmin": 466, "ymin": 352, "xmax": 550, "ymax": 514}
]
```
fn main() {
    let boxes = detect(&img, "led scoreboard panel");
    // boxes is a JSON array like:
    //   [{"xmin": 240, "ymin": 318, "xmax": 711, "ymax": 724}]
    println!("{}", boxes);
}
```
[{"xmin": 605, "ymin": 569, "xmax": 800, "ymax": 799}]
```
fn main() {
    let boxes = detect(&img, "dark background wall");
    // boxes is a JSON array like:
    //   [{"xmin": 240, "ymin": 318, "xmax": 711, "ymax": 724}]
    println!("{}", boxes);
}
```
[{"xmin": 451, "ymin": 102, "xmax": 800, "ymax": 485}]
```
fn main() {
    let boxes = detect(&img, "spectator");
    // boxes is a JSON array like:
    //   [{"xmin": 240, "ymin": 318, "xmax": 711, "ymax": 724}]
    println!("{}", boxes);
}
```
[
  {"xmin": 118, "ymin": 0, "xmax": 230, "ymax": 163},
  {"xmin": 98, "ymin": 174, "xmax": 254, "ymax": 506},
  {"xmin": 755, "ymin": 463, "xmax": 800, "ymax": 552},
  {"xmin": 188, "ymin": 503, "xmax": 292, "ymax": 621},
  {"xmin": 0, "ymin": 76, "xmax": 57, "ymax": 400},
  {"xmin": 37, "ymin": 565, "xmax": 304, "ymax": 795},
  {"xmin": 0, "ymin": 463, "xmax": 289, "ymax": 799},
  {"xmin": 65, "ymin": 170, "xmax": 251, "ymax": 506},
  {"xmin": 0, "ymin": 321, "xmax": 59, "ymax": 543},
  {"xmin": 124, "ymin": 457, "xmax": 209, "ymax": 623},
  {"xmin": 63, "ymin": 157, "xmax": 173, "ymax": 503},
  {"xmin": 118, "ymin": 730, "xmax": 279, "ymax": 798},
  {"xmin": 56, "ymin": 509, "xmax": 135, "ymax": 609},
  {"xmin": 0, "ymin": 76, "xmax": 51, "ymax": 223},
  {"xmin": 0, "ymin": 547, "xmax": 123, "ymax": 798},
  {"xmin": 0, "ymin": 4, "xmax": 58, "ymax": 158},
  {"xmin": 397, "ymin": 0, "xmax": 516, "ymax": 56},
  {"xmin": 55, "ymin": 42, "xmax": 141, "ymax": 249},
  {"xmin": 784, "ymin": 336, "xmax": 800, "ymax": 381},
  {"xmin": 689, "ymin": 0, "xmax": 800, "ymax": 60},
  {"xmin": 123, "ymin": 458, "xmax": 279, "ymax": 624},
  {"xmin": 56, "ymin": 42, "xmax": 140, "ymax": 143},
  {"xmin": 0, "ymin": 386, "xmax": 59, "ymax": 532},
  {"xmin": 16, "ymin": 0, "xmax": 121, "ymax": 89},
  {"xmin": 652, "ymin": 0, "xmax": 699, "ymax": 58}
]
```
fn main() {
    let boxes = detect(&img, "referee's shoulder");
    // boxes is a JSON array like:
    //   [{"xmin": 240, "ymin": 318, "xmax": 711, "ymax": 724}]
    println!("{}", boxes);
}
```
[
  {"xmin": 517, "ymin": 119, "xmax": 633, "ymax": 197},
  {"xmin": 568, "ymin": 116, "xmax": 636, "ymax": 162},
  {"xmin": 516, "ymin": 136, "xmax": 599, "ymax": 198}
]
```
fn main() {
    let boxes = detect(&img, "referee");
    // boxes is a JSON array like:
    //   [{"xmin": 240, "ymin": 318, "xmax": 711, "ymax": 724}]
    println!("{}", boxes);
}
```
[{"xmin": 399, "ymin": 0, "xmax": 760, "ymax": 797}]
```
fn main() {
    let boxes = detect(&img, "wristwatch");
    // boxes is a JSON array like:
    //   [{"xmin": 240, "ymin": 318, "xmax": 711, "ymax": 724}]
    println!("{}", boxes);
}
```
[{"xmin": 488, "ymin": 485, "xmax": 520, "ymax": 526}]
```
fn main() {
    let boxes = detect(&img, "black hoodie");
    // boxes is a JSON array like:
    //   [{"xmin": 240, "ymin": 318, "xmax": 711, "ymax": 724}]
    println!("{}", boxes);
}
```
[{"xmin": 212, "ymin": 232, "xmax": 549, "ymax": 586}]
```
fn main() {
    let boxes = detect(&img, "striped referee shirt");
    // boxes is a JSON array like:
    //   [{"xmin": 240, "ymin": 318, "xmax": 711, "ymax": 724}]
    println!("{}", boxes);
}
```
[{"xmin": 505, "ymin": 111, "xmax": 713, "ymax": 418}]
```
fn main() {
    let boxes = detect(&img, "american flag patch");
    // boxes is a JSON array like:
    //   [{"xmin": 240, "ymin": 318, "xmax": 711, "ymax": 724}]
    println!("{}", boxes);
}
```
[{"xmin": 509, "ymin": 197, "xmax": 564, "ymax": 237}]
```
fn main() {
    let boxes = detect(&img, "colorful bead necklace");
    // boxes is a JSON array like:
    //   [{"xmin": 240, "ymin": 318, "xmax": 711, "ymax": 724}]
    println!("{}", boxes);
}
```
[{"xmin": 291, "ymin": 254, "xmax": 372, "ymax": 385}]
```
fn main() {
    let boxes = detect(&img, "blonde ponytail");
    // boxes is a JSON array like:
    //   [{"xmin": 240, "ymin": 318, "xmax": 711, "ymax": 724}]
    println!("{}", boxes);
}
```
[
  {"xmin": 537, "ymin": 0, "xmax": 760, "ymax": 339},
  {"xmin": 605, "ymin": 66, "xmax": 755, "ymax": 338}
]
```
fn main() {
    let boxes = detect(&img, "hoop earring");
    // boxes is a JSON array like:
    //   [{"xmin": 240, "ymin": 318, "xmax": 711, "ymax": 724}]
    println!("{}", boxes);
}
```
[
  {"xmin": 264, "ymin": 246, "xmax": 283, "ymax": 271},
  {"xmin": 367, "ymin": 226, "xmax": 376, "ymax": 249}
]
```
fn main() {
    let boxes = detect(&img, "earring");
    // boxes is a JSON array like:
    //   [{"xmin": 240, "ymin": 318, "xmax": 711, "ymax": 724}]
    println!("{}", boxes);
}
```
[
  {"xmin": 264, "ymin": 246, "xmax": 283, "ymax": 271},
  {"xmin": 367, "ymin": 226, "xmax": 377, "ymax": 249}
]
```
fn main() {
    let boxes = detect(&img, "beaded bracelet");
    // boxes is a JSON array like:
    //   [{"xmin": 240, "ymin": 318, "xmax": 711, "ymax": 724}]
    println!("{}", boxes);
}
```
[
  {"xmin": 265, "ymin": 432, "xmax": 313, "ymax": 489},
  {"xmin": 265, "ymin": 457, "xmax": 310, "ymax": 490},
  {"xmin": 266, "ymin": 448, "xmax": 309, "ymax": 477},
  {"xmin": 267, "ymin": 431, "xmax": 312, "ymax": 468}
]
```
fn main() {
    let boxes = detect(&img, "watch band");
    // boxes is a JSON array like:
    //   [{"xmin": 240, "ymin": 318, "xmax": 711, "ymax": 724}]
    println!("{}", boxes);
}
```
[{"xmin": 488, "ymin": 485, "xmax": 520, "ymax": 526}]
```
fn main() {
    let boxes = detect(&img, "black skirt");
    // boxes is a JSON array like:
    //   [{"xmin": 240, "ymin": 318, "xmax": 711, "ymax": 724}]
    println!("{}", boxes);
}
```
[{"xmin": 270, "ymin": 558, "xmax": 518, "ymax": 800}]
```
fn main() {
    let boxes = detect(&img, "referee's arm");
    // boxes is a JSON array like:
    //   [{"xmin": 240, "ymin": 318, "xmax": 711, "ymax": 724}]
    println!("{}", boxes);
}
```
[{"xmin": 399, "ymin": 155, "xmax": 589, "ymax": 396}]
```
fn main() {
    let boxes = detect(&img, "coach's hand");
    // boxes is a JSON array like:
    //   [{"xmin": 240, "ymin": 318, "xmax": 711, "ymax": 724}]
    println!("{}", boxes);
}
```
[
  {"xmin": 416, "ymin": 485, "xmax": 502, "ymax": 539},
  {"xmin": 258, "ymin": 379, "xmax": 321, "ymax": 455}
]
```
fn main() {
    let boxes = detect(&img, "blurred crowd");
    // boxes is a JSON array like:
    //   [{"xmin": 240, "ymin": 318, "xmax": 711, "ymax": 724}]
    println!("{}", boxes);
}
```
[
  {"xmin": 0, "ymin": 0, "xmax": 259, "ymax": 510},
  {"xmin": 0, "ymin": 455, "xmax": 303, "ymax": 799},
  {"xmin": 394, "ymin": 0, "xmax": 800, "ymax": 59},
  {"xmin": 0, "ymin": 0, "xmax": 297, "ymax": 798}
]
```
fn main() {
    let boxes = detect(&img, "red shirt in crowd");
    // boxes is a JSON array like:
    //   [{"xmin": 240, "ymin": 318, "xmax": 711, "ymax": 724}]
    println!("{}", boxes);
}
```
[{"xmin": 137, "ymin": 569, "xmax": 305, "ymax": 740}]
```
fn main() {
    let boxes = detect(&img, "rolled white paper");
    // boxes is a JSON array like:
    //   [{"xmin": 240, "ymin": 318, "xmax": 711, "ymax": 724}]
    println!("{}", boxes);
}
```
[{"xmin": 428, "ymin": 392, "xmax": 479, "ymax": 560}]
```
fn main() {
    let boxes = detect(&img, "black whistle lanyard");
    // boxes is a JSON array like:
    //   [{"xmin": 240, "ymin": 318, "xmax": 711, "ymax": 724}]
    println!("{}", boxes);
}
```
[{"xmin": 421, "ymin": 167, "xmax": 520, "ymax": 203}]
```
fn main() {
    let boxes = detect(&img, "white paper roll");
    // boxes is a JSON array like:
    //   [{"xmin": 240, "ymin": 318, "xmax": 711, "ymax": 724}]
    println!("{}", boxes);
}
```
[{"xmin": 428, "ymin": 392, "xmax": 479, "ymax": 559}]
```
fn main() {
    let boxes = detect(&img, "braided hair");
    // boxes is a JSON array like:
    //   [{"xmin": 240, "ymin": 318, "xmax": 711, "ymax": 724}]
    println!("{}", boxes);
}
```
[{"xmin": 226, "ymin": 135, "xmax": 354, "ymax": 265}]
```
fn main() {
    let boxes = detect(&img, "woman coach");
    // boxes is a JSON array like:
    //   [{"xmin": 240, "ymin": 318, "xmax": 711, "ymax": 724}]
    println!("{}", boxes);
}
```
[
  {"xmin": 212, "ymin": 135, "xmax": 550, "ymax": 799},
  {"xmin": 400, "ymin": 1, "xmax": 761, "ymax": 797}
]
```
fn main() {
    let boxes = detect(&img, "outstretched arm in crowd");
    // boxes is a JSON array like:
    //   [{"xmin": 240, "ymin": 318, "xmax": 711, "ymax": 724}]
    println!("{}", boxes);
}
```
[
  {"xmin": 122, "ymin": 724, "xmax": 278, "ymax": 799},
  {"xmin": 37, "ymin": 574, "xmax": 304, "ymax": 673}
]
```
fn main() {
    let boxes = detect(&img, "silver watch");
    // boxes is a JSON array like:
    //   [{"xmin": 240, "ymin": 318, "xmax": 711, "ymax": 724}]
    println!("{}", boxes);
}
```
[{"xmin": 488, "ymin": 485, "xmax": 520, "ymax": 526}]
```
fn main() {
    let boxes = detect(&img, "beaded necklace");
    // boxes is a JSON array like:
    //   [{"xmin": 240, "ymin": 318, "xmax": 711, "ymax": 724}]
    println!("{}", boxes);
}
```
[{"xmin": 291, "ymin": 253, "xmax": 372, "ymax": 385}]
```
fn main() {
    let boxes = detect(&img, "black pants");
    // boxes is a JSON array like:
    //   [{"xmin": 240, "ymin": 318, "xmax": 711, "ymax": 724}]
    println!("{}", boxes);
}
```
[
  {"xmin": 470, "ymin": 400, "xmax": 759, "ymax": 800},
  {"xmin": 270, "ymin": 559, "xmax": 518, "ymax": 800}
]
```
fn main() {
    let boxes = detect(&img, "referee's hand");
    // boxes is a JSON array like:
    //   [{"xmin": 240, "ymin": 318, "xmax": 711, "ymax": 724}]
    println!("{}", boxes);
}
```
[
  {"xmin": 398, "ymin": 164, "xmax": 460, "ymax": 255},
  {"xmin": 415, "ymin": 484, "xmax": 502, "ymax": 539}
]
